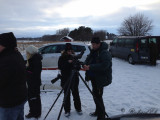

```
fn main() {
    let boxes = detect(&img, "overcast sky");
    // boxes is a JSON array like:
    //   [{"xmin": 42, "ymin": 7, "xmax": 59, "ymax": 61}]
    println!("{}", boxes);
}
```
[{"xmin": 0, "ymin": 0, "xmax": 160, "ymax": 38}]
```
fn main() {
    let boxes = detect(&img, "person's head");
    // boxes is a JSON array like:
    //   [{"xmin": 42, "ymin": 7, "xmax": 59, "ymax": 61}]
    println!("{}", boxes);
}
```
[
  {"xmin": 91, "ymin": 37, "xmax": 101, "ymax": 50},
  {"xmin": 65, "ymin": 43, "xmax": 73, "ymax": 55},
  {"xmin": 0, "ymin": 32, "xmax": 17, "ymax": 53},
  {"xmin": 26, "ymin": 45, "xmax": 38, "ymax": 59}
]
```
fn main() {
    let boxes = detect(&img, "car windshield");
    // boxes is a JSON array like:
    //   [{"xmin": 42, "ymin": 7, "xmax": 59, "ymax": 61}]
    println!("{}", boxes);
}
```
[{"xmin": 72, "ymin": 45, "xmax": 86, "ymax": 52}]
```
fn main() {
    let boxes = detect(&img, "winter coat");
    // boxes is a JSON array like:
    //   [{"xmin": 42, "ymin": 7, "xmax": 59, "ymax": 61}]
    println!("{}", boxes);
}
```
[
  {"xmin": 84, "ymin": 42, "xmax": 112, "ymax": 88},
  {"xmin": 58, "ymin": 51, "xmax": 78, "ymax": 87},
  {"xmin": 26, "ymin": 53, "xmax": 42, "ymax": 97},
  {"xmin": 0, "ymin": 49, "xmax": 27, "ymax": 108},
  {"xmin": 149, "ymin": 42, "xmax": 158, "ymax": 59}
]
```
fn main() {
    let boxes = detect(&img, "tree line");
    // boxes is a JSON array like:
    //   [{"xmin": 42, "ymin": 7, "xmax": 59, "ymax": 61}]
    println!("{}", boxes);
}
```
[
  {"xmin": 17, "ymin": 26, "xmax": 116, "ymax": 41},
  {"xmin": 17, "ymin": 13, "xmax": 154, "ymax": 41}
]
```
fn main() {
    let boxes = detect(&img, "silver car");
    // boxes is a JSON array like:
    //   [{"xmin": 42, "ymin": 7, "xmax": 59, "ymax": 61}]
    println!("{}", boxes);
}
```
[{"xmin": 37, "ymin": 42, "xmax": 90, "ymax": 68}]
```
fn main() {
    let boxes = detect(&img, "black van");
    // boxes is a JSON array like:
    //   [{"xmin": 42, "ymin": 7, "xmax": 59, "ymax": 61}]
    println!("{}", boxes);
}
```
[{"xmin": 109, "ymin": 36, "xmax": 160, "ymax": 64}]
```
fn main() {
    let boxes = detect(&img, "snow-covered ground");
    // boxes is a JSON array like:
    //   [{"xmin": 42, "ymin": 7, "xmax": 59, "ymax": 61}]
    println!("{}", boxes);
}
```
[{"xmin": 24, "ymin": 58, "xmax": 160, "ymax": 120}]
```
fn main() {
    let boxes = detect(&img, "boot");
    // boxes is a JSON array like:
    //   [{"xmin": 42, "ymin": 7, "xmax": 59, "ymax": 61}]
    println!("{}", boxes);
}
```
[{"xmin": 89, "ymin": 112, "xmax": 98, "ymax": 117}]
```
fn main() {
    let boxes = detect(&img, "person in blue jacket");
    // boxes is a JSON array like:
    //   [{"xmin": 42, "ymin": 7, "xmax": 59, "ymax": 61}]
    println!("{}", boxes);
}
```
[{"xmin": 83, "ymin": 37, "xmax": 112, "ymax": 120}]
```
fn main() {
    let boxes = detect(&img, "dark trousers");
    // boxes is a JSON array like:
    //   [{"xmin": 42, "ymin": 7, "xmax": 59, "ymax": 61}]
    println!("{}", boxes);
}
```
[
  {"xmin": 28, "ymin": 86, "xmax": 41, "ymax": 116},
  {"xmin": 150, "ymin": 55, "xmax": 156, "ymax": 65},
  {"xmin": 63, "ymin": 76, "xmax": 81, "ymax": 112},
  {"xmin": 91, "ymin": 79, "xmax": 105, "ymax": 119}
]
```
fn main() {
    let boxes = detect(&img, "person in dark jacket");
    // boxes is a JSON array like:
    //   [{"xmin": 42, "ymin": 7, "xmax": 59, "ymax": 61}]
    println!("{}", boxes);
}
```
[
  {"xmin": 58, "ymin": 43, "xmax": 82, "ymax": 117},
  {"xmin": 83, "ymin": 37, "xmax": 112, "ymax": 120},
  {"xmin": 149, "ymin": 41, "xmax": 158, "ymax": 66},
  {"xmin": 25, "ymin": 45, "xmax": 42, "ymax": 119},
  {"xmin": 0, "ymin": 32, "xmax": 27, "ymax": 120}
]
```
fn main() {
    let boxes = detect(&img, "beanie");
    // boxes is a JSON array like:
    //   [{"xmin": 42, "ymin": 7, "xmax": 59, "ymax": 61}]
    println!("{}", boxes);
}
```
[
  {"xmin": 26, "ymin": 45, "xmax": 38, "ymax": 55},
  {"xmin": 0, "ymin": 32, "xmax": 17, "ymax": 48},
  {"xmin": 91, "ymin": 37, "xmax": 100, "ymax": 44},
  {"xmin": 65, "ymin": 43, "xmax": 73, "ymax": 51}
]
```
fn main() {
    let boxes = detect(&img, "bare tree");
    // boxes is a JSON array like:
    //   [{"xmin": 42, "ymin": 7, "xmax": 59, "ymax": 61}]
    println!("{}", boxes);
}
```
[
  {"xmin": 118, "ymin": 13, "xmax": 153, "ymax": 36},
  {"xmin": 56, "ymin": 28, "xmax": 70, "ymax": 36}
]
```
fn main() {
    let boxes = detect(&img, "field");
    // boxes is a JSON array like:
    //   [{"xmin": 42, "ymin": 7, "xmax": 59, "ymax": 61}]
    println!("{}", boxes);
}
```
[{"xmin": 17, "ymin": 41, "xmax": 55, "ymax": 53}]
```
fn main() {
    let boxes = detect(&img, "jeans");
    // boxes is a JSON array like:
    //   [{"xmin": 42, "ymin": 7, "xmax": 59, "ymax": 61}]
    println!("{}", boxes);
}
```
[{"xmin": 0, "ymin": 102, "xmax": 25, "ymax": 120}]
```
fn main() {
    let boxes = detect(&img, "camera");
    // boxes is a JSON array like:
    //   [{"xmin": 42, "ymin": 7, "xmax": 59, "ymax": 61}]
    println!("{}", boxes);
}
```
[
  {"xmin": 51, "ymin": 50, "xmax": 85, "ymax": 84},
  {"xmin": 51, "ymin": 73, "xmax": 62, "ymax": 84},
  {"xmin": 71, "ymin": 50, "xmax": 85, "ymax": 70}
]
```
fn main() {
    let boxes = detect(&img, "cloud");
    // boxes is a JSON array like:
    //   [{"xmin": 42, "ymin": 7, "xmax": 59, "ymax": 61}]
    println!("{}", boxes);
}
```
[{"xmin": 0, "ymin": 0, "xmax": 160, "ymax": 37}]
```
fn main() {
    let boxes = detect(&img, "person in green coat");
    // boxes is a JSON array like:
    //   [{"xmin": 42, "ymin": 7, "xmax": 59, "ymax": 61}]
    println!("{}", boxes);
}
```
[{"xmin": 83, "ymin": 37, "xmax": 112, "ymax": 120}]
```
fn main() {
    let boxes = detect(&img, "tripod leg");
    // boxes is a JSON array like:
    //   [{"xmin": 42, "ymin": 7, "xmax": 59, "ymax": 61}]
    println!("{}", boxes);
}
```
[
  {"xmin": 57, "ymin": 102, "xmax": 64, "ymax": 120},
  {"xmin": 43, "ymin": 88, "xmax": 64, "ymax": 120},
  {"xmin": 57, "ymin": 70, "xmax": 76, "ymax": 119},
  {"xmin": 78, "ymin": 72, "xmax": 109, "ymax": 118}
]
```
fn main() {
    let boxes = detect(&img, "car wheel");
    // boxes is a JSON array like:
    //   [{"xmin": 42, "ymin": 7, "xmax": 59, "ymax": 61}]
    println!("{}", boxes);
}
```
[{"xmin": 128, "ymin": 55, "xmax": 135, "ymax": 64}]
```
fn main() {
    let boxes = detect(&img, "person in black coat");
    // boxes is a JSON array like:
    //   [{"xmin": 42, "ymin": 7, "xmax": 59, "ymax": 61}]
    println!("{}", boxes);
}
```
[
  {"xmin": 149, "ymin": 41, "xmax": 158, "ymax": 66},
  {"xmin": 58, "ymin": 43, "xmax": 82, "ymax": 117},
  {"xmin": 0, "ymin": 32, "xmax": 27, "ymax": 120},
  {"xmin": 25, "ymin": 45, "xmax": 42, "ymax": 119}
]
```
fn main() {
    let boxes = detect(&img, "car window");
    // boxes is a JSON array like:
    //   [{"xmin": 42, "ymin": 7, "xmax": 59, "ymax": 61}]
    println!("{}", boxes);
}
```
[
  {"xmin": 39, "ymin": 44, "xmax": 87, "ymax": 54},
  {"xmin": 112, "ymin": 38, "xmax": 118, "ymax": 45},
  {"xmin": 140, "ymin": 39, "xmax": 148, "ymax": 48},
  {"xmin": 124, "ymin": 38, "xmax": 135, "ymax": 48},
  {"xmin": 39, "ymin": 47, "xmax": 44, "ymax": 53},
  {"xmin": 41, "ymin": 46, "xmax": 52, "ymax": 54},
  {"xmin": 50, "ymin": 46, "xmax": 57, "ymax": 53},
  {"xmin": 149, "ymin": 38, "xmax": 157, "ymax": 44},
  {"xmin": 72, "ymin": 45, "xmax": 86, "ymax": 52},
  {"xmin": 56, "ymin": 45, "xmax": 65, "ymax": 53},
  {"xmin": 41, "ymin": 45, "xmax": 57, "ymax": 54},
  {"xmin": 117, "ymin": 38, "xmax": 125, "ymax": 47}
]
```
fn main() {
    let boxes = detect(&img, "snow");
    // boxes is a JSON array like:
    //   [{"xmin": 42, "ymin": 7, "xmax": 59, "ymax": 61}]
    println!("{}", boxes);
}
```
[{"xmin": 24, "ymin": 58, "xmax": 160, "ymax": 120}]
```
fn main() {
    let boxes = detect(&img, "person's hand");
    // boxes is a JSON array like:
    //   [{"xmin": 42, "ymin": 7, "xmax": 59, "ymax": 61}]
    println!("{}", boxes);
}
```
[
  {"xmin": 83, "ymin": 65, "xmax": 90, "ymax": 70},
  {"xmin": 68, "ymin": 60, "xmax": 73, "ymax": 63}
]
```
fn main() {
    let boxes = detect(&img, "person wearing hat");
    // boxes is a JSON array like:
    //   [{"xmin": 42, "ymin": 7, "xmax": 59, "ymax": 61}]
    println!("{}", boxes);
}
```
[
  {"xmin": 83, "ymin": 37, "xmax": 112, "ymax": 120},
  {"xmin": 0, "ymin": 32, "xmax": 27, "ymax": 120},
  {"xmin": 25, "ymin": 45, "xmax": 42, "ymax": 119},
  {"xmin": 58, "ymin": 43, "xmax": 82, "ymax": 117}
]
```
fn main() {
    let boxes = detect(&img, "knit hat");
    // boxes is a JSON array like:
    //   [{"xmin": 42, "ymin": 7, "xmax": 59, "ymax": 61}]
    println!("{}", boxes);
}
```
[
  {"xmin": 91, "ymin": 37, "xmax": 100, "ymax": 44},
  {"xmin": 65, "ymin": 43, "xmax": 73, "ymax": 51},
  {"xmin": 0, "ymin": 32, "xmax": 17, "ymax": 48},
  {"xmin": 26, "ymin": 45, "xmax": 38, "ymax": 55}
]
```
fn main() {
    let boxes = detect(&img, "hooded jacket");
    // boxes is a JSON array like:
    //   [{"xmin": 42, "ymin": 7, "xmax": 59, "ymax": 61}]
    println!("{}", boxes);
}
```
[
  {"xmin": 58, "ymin": 51, "xmax": 74, "ymax": 87},
  {"xmin": 26, "ymin": 45, "xmax": 42, "ymax": 95},
  {"xmin": 26, "ymin": 53, "xmax": 42, "ymax": 87},
  {"xmin": 84, "ymin": 42, "xmax": 112, "ymax": 88},
  {"xmin": 0, "ymin": 32, "xmax": 27, "ymax": 107}
]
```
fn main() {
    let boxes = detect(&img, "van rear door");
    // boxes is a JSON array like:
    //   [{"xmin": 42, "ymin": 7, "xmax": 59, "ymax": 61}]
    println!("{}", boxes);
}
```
[{"xmin": 139, "ymin": 38, "xmax": 150, "ymax": 61}]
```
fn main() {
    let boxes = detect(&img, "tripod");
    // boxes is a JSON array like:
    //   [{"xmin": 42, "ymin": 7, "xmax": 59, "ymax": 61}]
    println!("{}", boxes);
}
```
[{"xmin": 44, "ymin": 68, "xmax": 110, "ymax": 120}]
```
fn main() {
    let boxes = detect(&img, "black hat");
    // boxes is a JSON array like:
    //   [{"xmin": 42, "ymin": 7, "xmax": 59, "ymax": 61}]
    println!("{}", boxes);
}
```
[
  {"xmin": 65, "ymin": 43, "xmax": 73, "ymax": 51},
  {"xmin": 91, "ymin": 37, "xmax": 100, "ymax": 44},
  {"xmin": 0, "ymin": 32, "xmax": 17, "ymax": 48}
]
